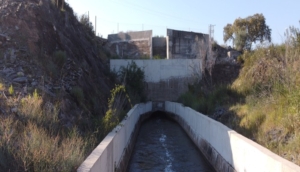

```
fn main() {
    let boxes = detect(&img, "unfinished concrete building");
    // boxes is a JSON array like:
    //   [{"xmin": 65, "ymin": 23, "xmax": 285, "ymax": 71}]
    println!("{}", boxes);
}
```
[
  {"xmin": 166, "ymin": 29, "xmax": 209, "ymax": 59},
  {"xmin": 107, "ymin": 29, "xmax": 209, "ymax": 60},
  {"xmin": 107, "ymin": 30, "xmax": 152, "ymax": 59}
]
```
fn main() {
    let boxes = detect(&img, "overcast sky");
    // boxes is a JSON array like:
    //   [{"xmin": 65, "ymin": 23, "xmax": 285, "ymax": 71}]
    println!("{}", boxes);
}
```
[{"xmin": 67, "ymin": 0, "xmax": 299, "ymax": 45}]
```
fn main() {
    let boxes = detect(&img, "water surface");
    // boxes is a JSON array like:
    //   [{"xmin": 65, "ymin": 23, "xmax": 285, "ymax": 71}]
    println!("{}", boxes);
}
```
[{"xmin": 127, "ymin": 113, "xmax": 215, "ymax": 172}]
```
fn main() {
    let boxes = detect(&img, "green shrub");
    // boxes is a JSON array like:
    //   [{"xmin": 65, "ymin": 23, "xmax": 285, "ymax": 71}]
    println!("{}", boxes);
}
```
[
  {"xmin": 102, "ymin": 85, "xmax": 132, "ymax": 133},
  {"xmin": 118, "ymin": 61, "xmax": 146, "ymax": 103},
  {"xmin": 45, "ymin": 61, "xmax": 59, "ymax": 78},
  {"xmin": 53, "ymin": 50, "xmax": 67, "ymax": 68},
  {"xmin": 71, "ymin": 86, "xmax": 84, "ymax": 103}
]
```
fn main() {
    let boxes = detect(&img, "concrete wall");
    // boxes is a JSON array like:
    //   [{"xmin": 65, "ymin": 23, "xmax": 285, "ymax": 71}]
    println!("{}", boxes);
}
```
[
  {"xmin": 110, "ymin": 59, "xmax": 202, "ymax": 101},
  {"xmin": 77, "ymin": 102, "xmax": 152, "ymax": 172},
  {"xmin": 107, "ymin": 30, "xmax": 152, "ymax": 59},
  {"xmin": 165, "ymin": 101, "xmax": 300, "ymax": 172},
  {"xmin": 152, "ymin": 37, "xmax": 166, "ymax": 58},
  {"xmin": 167, "ymin": 29, "xmax": 209, "ymax": 59}
]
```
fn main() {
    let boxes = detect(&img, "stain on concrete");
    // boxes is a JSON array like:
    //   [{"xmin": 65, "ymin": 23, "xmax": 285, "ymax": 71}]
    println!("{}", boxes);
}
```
[{"xmin": 167, "ymin": 29, "xmax": 209, "ymax": 59}]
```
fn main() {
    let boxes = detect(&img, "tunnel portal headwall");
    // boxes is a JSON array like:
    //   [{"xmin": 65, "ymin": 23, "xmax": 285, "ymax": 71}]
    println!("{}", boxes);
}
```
[
  {"xmin": 78, "ymin": 102, "xmax": 300, "ymax": 172},
  {"xmin": 110, "ymin": 59, "xmax": 202, "ymax": 101}
]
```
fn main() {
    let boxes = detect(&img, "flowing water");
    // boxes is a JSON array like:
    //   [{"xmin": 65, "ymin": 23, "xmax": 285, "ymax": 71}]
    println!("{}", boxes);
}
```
[{"xmin": 127, "ymin": 112, "xmax": 215, "ymax": 172}]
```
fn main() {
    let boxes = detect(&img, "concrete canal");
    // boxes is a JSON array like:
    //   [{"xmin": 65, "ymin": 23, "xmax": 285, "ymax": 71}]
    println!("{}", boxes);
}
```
[{"xmin": 127, "ymin": 112, "xmax": 215, "ymax": 172}]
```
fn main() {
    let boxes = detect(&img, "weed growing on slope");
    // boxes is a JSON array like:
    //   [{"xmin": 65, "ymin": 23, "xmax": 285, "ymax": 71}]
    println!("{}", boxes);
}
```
[{"xmin": 0, "ymin": 90, "xmax": 95, "ymax": 171}]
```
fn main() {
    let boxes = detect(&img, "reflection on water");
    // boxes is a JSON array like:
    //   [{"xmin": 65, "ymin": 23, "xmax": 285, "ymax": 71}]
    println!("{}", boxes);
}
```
[{"xmin": 127, "ymin": 113, "xmax": 215, "ymax": 172}]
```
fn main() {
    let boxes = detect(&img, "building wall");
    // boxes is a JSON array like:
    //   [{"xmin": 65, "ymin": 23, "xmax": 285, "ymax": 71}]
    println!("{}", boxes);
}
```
[
  {"xmin": 110, "ymin": 59, "xmax": 202, "ymax": 101},
  {"xmin": 107, "ymin": 30, "xmax": 152, "ymax": 59},
  {"xmin": 167, "ymin": 29, "xmax": 209, "ymax": 59}
]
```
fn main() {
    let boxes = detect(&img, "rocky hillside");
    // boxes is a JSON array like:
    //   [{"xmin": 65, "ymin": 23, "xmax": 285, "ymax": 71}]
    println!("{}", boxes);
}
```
[
  {"xmin": 0, "ymin": 0, "xmax": 118, "ymax": 170},
  {"xmin": 0, "ymin": 0, "xmax": 113, "ymax": 124}
]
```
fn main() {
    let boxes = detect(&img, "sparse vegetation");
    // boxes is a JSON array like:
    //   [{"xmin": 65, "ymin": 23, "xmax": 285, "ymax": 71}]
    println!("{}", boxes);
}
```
[{"xmin": 153, "ymin": 55, "xmax": 165, "ymax": 59}]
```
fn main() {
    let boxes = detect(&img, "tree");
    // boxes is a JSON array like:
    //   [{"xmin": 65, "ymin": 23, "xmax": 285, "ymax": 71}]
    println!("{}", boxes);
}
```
[{"xmin": 223, "ymin": 13, "xmax": 271, "ymax": 50}]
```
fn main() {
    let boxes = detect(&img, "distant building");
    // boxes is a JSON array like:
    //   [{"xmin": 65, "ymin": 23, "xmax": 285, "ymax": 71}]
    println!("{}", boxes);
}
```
[
  {"xmin": 166, "ymin": 29, "xmax": 209, "ymax": 59},
  {"xmin": 107, "ymin": 29, "xmax": 209, "ymax": 60},
  {"xmin": 107, "ymin": 30, "xmax": 152, "ymax": 59}
]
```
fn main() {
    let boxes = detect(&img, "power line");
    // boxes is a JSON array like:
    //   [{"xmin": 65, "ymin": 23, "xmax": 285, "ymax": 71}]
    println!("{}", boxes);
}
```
[{"xmin": 108, "ymin": 0, "xmax": 199, "ymax": 23}]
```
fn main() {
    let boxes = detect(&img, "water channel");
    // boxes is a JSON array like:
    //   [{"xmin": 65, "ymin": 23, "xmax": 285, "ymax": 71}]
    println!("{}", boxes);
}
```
[{"xmin": 127, "ymin": 112, "xmax": 215, "ymax": 172}]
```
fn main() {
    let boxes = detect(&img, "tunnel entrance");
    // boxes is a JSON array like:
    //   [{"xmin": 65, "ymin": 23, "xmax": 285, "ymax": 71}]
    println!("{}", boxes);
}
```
[{"xmin": 127, "ymin": 111, "xmax": 215, "ymax": 172}]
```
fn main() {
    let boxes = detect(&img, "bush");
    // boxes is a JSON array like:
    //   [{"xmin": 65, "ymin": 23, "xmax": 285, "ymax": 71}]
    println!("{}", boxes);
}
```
[
  {"xmin": 53, "ymin": 50, "xmax": 67, "ymax": 68},
  {"xmin": 102, "ymin": 85, "xmax": 131, "ymax": 133},
  {"xmin": 118, "ymin": 61, "xmax": 146, "ymax": 103},
  {"xmin": 71, "ymin": 86, "xmax": 84, "ymax": 103}
]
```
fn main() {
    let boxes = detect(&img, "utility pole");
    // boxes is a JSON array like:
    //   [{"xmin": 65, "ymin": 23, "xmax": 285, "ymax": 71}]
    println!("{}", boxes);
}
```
[
  {"xmin": 209, "ymin": 24, "xmax": 215, "ymax": 43},
  {"xmin": 95, "ymin": 16, "xmax": 97, "ymax": 35},
  {"xmin": 117, "ymin": 23, "xmax": 119, "ymax": 33},
  {"xmin": 208, "ymin": 24, "xmax": 216, "ymax": 81}
]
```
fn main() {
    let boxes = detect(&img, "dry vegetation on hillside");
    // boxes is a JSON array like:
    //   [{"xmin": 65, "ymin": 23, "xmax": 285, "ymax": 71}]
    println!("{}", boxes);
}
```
[{"xmin": 179, "ymin": 25, "xmax": 300, "ymax": 165}]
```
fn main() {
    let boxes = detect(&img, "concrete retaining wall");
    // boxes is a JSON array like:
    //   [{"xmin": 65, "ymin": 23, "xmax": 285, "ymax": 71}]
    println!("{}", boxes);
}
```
[
  {"xmin": 77, "ymin": 102, "xmax": 152, "ymax": 172},
  {"xmin": 110, "ymin": 59, "xmax": 202, "ymax": 101},
  {"xmin": 165, "ymin": 101, "xmax": 300, "ymax": 172}
]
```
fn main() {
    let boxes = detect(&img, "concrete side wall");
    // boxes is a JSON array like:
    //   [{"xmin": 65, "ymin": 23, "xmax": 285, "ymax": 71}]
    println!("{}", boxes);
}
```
[
  {"xmin": 165, "ymin": 101, "xmax": 300, "ymax": 172},
  {"xmin": 110, "ymin": 59, "xmax": 202, "ymax": 101},
  {"xmin": 167, "ymin": 29, "xmax": 209, "ymax": 59},
  {"xmin": 77, "ymin": 102, "xmax": 152, "ymax": 172}
]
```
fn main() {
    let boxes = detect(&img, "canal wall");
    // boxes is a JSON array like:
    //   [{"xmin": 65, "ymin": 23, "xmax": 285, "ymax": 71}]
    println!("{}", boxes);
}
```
[
  {"xmin": 78, "ymin": 101, "xmax": 300, "ymax": 172},
  {"xmin": 165, "ymin": 101, "xmax": 300, "ymax": 172},
  {"xmin": 77, "ymin": 102, "xmax": 152, "ymax": 172}
]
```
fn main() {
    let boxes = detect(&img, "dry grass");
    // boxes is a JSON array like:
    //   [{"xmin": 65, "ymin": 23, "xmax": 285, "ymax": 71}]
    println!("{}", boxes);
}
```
[
  {"xmin": 227, "ymin": 42, "xmax": 300, "ymax": 165},
  {"xmin": 0, "ymin": 90, "xmax": 95, "ymax": 171},
  {"xmin": 0, "ymin": 82, "xmax": 4, "ymax": 91}
]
